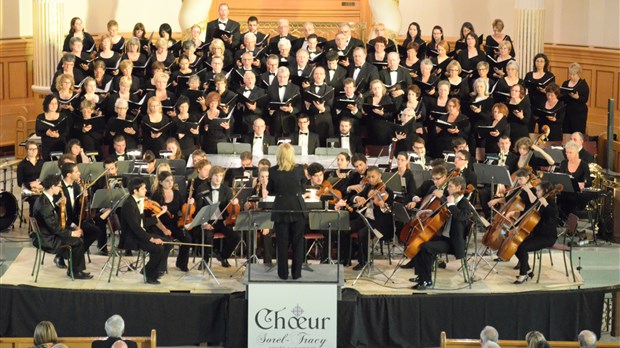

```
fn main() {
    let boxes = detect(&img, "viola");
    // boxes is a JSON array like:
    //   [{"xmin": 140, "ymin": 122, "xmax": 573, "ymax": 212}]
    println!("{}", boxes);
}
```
[
  {"xmin": 178, "ymin": 179, "xmax": 196, "ymax": 228},
  {"xmin": 317, "ymin": 180, "xmax": 342, "ymax": 205},
  {"xmin": 144, "ymin": 198, "xmax": 172, "ymax": 218},
  {"xmin": 225, "ymin": 199, "xmax": 241, "ymax": 226},
  {"xmin": 58, "ymin": 191, "xmax": 67, "ymax": 230}
]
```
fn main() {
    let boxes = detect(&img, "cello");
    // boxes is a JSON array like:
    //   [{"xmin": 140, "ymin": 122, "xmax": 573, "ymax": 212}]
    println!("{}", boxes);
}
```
[
  {"xmin": 401, "ymin": 184, "xmax": 474, "ymax": 259},
  {"xmin": 496, "ymin": 184, "xmax": 563, "ymax": 261}
]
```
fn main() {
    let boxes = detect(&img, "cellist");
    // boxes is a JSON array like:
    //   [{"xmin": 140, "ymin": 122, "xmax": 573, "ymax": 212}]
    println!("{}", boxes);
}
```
[
  {"xmin": 409, "ymin": 176, "xmax": 473, "ymax": 290},
  {"xmin": 512, "ymin": 181, "xmax": 559, "ymax": 284}
]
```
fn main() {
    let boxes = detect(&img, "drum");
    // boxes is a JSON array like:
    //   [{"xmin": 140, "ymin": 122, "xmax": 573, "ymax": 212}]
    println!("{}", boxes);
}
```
[{"xmin": 0, "ymin": 191, "xmax": 18, "ymax": 231}]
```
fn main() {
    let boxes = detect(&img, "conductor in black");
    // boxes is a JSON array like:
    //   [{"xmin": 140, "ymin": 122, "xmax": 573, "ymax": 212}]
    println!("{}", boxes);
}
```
[{"xmin": 267, "ymin": 143, "xmax": 308, "ymax": 280}]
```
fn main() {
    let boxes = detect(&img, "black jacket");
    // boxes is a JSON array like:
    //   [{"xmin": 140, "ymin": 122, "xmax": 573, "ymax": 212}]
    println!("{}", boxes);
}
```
[{"xmin": 267, "ymin": 165, "xmax": 307, "ymax": 223}]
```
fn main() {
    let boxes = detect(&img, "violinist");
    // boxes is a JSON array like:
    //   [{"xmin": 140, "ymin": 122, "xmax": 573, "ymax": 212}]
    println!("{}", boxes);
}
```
[
  {"xmin": 151, "ymin": 171, "xmax": 192, "ymax": 272},
  {"xmin": 511, "ymin": 137, "xmax": 554, "ymax": 173},
  {"xmin": 327, "ymin": 152, "xmax": 352, "ymax": 193},
  {"xmin": 345, "ymin": 153, "xmax": 369, "ymax": 197},
  {"xmin": 513, "ymin": 181, "xmax": 559, "ymax": 284},
  {"xmin": 393, "ymin": 152, "xmax": 418, "ymax": 205},
  {"xmin": 410, "ymin": 176, "xmax": 472, "ymax": 290},
  {"xmin": 195, "ymin": 166, "xmax": 241, "ymax": 268},
  {"xmin": 337, "ymin": 166, "xmax": 393, "ymax": 271},
  {"xmin": 33, "ymin": 174, "xmax": 91, "ymax": 279},
  {"xmin": 244, "ymin": 169, "xmax": 273, "ymax": 266},
  {"xmin": 453, "ymin": 150, "xmax": 478, "ymax": 187}
]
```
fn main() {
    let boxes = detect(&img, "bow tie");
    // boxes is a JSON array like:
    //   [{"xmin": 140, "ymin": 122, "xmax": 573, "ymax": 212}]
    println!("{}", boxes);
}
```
[
  {"xmin": 300, "ymin": 132, "xmax": 308, "ymax": 135},
  {"xmin": 218, "ymin": 21, "xmax": 226, "ymax": 25},
  {"xmin": 390, "ymin": 70, "xmax": 398, "ymax": 73},
  {"xmin": 254, "ymin": 136, "xmax": 262, "ymax": 139},
  {"xmin": 298, "ymin": 69, "xmax": 304, "ymax": 72},
  {"xmin": 341, "ymin": 134, "xmax": 349, "ymax": 137},
  {"xmin": 66, "ymin": 186, "xmax": 73, "ymax": 190},
  {"xmin": 269, "ymin": 72, "xmax": 275, "ymax": 76},
  {"xmin": 279, "ymin": 85, "xmax": 286, "ymax": 88},
  {"xmin": 328, "ymin": 69, "xmax": 335, "ymax": 72},
  {"xmin": 355, "ymin": 66, "xmax": 362, "ymax": 69},
  {"xmin": 244, "ymin": 88, "xmax": 252, "ymax": 92},
  {"xmin": 211, "ymin": 187, "xmax": 219, "ymax": 191}
]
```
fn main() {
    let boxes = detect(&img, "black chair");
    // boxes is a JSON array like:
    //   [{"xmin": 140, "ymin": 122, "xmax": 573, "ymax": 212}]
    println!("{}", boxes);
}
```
[
  {"xmin": 30, "ymin": 220, "xmax": 74, "ymax": 282},
  {"xmin": 433, "ymin": 221, "xmax": 474, "ymax": 289}
]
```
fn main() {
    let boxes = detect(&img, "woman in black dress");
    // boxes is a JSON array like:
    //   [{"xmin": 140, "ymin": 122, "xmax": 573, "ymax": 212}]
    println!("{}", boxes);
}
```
[
  {"xmin": 95, "ymin": 34, "xmax": 121, "ymax": 78},
  {"xmin": 402, "ymin": 22, "xmax": 426, "ymax": 59},
  {"xmin": 431, "ymin": 40, "xmax": 452, "ymax": 78},
  {"xmin": 482, "ymin": 103, "xmax": 511, "ymax": 154},
  {"xmin": 524, "ymin": 54, "xmax": 555, "ymax": 133},
  {"xmin": 445, "ymin": 60, "xmax": 470, "ymax": 101},
  {"xmin": 513, "ymin": 181, "xmax": 559, "ymax": 284},
  {"xmin": 536, "ymin": 83, "xmax": 565, "ymax": 141},
  {"xmin": 393, "ymin": 152, "xmax": 417, "ymax": 204},
  {"xmin": 425, "ymin": 80, "xmax": 450, "ymax": 158},
  {"xmin": 141, "ymin": 97, "xmax": 172, "ymax": 155},
  {"xmin": 17, "ymin": 141, "xmax": 44, "ymax": 216},
  {"xmin": 511, "ymin": 137, "xmax": 555, "ymax": 174},
  {"xmin": 267, "ymin": 143, "xmax": 308, "ymax": 280},
  {"xmin": 465, "ymin": 78, "xmax": 494, "ymax": 151},
  {"xmin": 172, "ymin": 96, "xmax": 200, "ymax": 158},
  {"xmin": 151, "ymin": 38, "xmax": 176, "ymax": 72},
  {"xmin": 456, "ymin": 33, "xmax": 485, "ymax": 80},
  {"xmin": 507, "ymin": 84, "xmax": 532, "ymax": 145},
  {"xmin": 36, "ymin": 95, "xmax": 69, "ymax": 160},
  {"xmin": 362, "ymin": 79, "xmax": 395, "ymax": 146},
  {"xmin": 434, "ymin": 98, "xmax": 471, "ymax": 158},
  {"xmin": 106, "ymin": 20, "xmax": 126, "ymax": 54},
  {"xmin": 62, "ymin": 17, "xmax": 95, "ymax": 54},
  {"xmin": 556, "ymin": 140, "xmax": 592, "ymax": 218},
  {"xmin": 561, "ymin": 63, "xmax": 590, "ymax": 134},
  {"xmin": 427, "ymin": 25, "xmax": 447, "ymax": 59},
  {"xmin": 484, "ymin": 19, "xmax": 515, "ymax": 57},
  {"xmin": 401, "ymin": 42, "xmax": 422, "ymax": 79},
  {"xmin": 201, "ymin": 91, "xmax": 231, "ymax": 154},
  {"xmin": 151, "ymin": 170, "xmax": 192, "ymax": 272}
]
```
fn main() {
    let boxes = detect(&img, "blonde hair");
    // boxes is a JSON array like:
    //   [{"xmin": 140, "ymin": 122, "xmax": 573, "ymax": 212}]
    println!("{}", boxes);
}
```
[
  {"xmin": 276, "ymin": 143, "xmax": 296, "ymax": 171},
  {"xmin": 33, "ymin": 321, "xmax": 58, "ymax": 346},
  {"xmin": 447, "ymin": 60, "xmax": 462, "ymax": 75},
  {"xmin": 56, "ymin": 73, "xmax": 75, "ymax": 93},
  {"xmin": 564, "ymin": 140, "xmax": 579, "ymax": 153},
  {"xmin": 568, "ymin": 62, "xmax": 583, "ymax": 75}
]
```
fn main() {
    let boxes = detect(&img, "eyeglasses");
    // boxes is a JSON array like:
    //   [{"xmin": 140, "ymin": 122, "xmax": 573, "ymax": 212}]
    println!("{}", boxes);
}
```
[
  {"xmin": 432, "ymin": 176, "xmax": 444, "ymax": 181},
  {"xmin": 27, "ymin": 148, "xmax": 38, "ymax": 151}
]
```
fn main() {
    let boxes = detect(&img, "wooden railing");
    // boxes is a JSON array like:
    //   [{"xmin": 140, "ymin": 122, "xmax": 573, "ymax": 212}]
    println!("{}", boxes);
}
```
[
  {"xmin": 439, "ymin": 331, "xmax": 618, "ymax": 348},
  {"xmin": 0, "ymin": 329, "xmax": 156, "ymax": 348}
]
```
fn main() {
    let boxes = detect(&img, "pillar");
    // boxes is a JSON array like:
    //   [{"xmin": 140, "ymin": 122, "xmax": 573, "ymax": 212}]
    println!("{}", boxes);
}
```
[
  {"xmin": 514, "ymin": 0, "xmax": 545, "ymax": 77},
  {"xmin": 31, "ymin": 0, "xmax": 65, "ymax": 95}
]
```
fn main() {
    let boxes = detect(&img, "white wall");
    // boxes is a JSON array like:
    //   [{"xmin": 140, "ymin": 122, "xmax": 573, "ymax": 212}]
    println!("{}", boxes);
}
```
[{"xmin": 1, "ymin": 0, "xmax": 619, "ymax": 48}]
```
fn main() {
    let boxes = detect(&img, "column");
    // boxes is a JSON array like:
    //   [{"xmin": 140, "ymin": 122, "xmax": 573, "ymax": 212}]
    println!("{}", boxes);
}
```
[
  {"xmin": 514, "ymin": 0, "xmax": 545, "ymax": 77},
  {"xmin": 31, "ymin": 0, "xmax": 65, "ymax": 95}
]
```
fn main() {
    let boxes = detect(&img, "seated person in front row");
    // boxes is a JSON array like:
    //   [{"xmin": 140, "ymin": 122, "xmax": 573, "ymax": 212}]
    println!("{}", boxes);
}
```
[
  {"xmin": 120, "ymin": 178, "xmax": 172, "ymax": 285},
  {"xmin": 243, "ymin": 168, "xmax": 273, "ymax": 265},
  {"xmin": 409, "ymin": 176, "xmax": 473, "ymax": 290},
  {"xmin": 33, "ymin": 174, "xmax": 92, "ymax": 279}
]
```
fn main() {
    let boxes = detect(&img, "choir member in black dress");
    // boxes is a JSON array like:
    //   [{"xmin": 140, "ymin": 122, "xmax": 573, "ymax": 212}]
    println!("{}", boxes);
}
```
[
  {"xmin": 63, "ymin": 37, "xmax": 91, "ymax": 76},
  {"xmin": 141, "ymin": 97, "xmax": 173, "ymax": 155},
  {"xmin": 151, "ymin": 171, "xmax": 192, "ymax": 272},
  {"xmin": 95, "ymin": 34, "xmax": 121, "ymax": 78},
  {"xmin": 482, "ymin": 103, "xmax": 511, "ymax": 155},
  {"xmin": 267, "ymin": 144, "xmax": 308, "ymax": 279},
  {"xmin": 17, "ymin": 141, "xmax": 44, "ymax": 216},
  {"xmin": 431, "ymin": 40, "xmax": 452, "ymax": 78},
  {"xmin": 107, "ymin": 99, "xmax": 138, "ymax": 150},
  {"xmin": 445, "ymin": 60, "xmax": 470, "ymax": 101},
  {"xmin": 489, "ymin": 41, "xmax": 514, "ymax": 80},
  {"xmin": 347, "ymin": 47, "xmax": 380, "ymax": 95},
  {"xmin": 415, "ymin": 59, "xmax": 440, "ymax": 98},
  {"xmin": 493, "ymin": 60, "xmax": 523, "ymax": 104},
  {"xmin": 201, "ymin": 91, "xmax": 231, "ymax": 154},
  {"xmin": 464, "ymin": 78, "xmax": 494, "ymax": 150},
  {"xmin": 513, "ymin": 181, "xmax": 559, "ymax": 284},
  {"xmin": 36, "ymin": 95, "xmax": 69, "ymax": 160},
  {"xmin": 556, "ymin": 140, "xmax": 592, "ymax": 218},
  {"xmin": 52, "ymin": 54, "xmax": 85, "ymax": 94},
  {"xmin": 77, "ymin": 99, "xmax": 103, "ymax": 155},
  {"xmin": 424, "ymin": 80, "xmax": 450, "ymax": 158},
  {"xmin": 363, "ymin": 79, "xmax": 395, "ymax": 146},
  {"xmin": 235, "ymin": 71, "xmax": 267, "ymax": 134},
  {"xmin": 569, "ymin": 132, "xmax": 595, "ymax": 164},
  {"xmin": 54, "ymin": 75, "xmax": 79, "ymax": 138},
  {"xmin": 106, "ymin": 20, "xmax": 125, "ymax": 54},
  {"xmin": 303, "ymin": 66, "xmax": 335, "ymax": 143},
  {"xmin": 473, "ymin": 61, "xmax": 496, "ymax": 96},
  {"xmin": 536, "ymin": 83, "xmax": 565, "ymax": 141},
  {"xmin": 402, "ymin": 22, "xmax": 427, "ymax": 60},
  {"xmin": 394, "ymin": 106, "xmax": 423, "ymax": 154},
  {"xmin": 80, "ymin": 77, "xmax": 106, "ymax": 115},
  {"xmin": 62, "ymin": 17, "xmax": 95, "ymax": 54},
  {"xmin": 427, "ymin": 25, "xmax": 447, "ymax": 59},
  {"xmin": 401, "ymin": 42, "xmax": 422, "ymax": 79},
  {"xmin": 106, "ymin": 76, "xmax": 138, "ymax": 119},
  {"xmin": 182, "ymin": 40, "xmax": 205, "ymax": 73},
  {"xmin": 172, "ymin": 96, "xmax": 200, "ymax": 158},
  {"xmin": 144, "ymin": 72, "xmax": 177, "ymax": 115},
  {"xmin": 561, "ymin": 63, "xmax": 590, "ymax": 134},
  {"xmin": 524, "ymin": 54, "xmax": 555, "ymax": 132},
  {"xmin": 409, "ymin": 176, "xmax": 472, "ymax": 290},
  {"xmin": 511, "ymin": 137, "xmax": 555, "ymax": 173},
  {"xmin": 453, "ymin": 22, "xmax": 476, "ymax": 57},
  {"xmin": 188, "ymin": 24, "xmax": 205, "ymax": 54},
  {"xmin": 368, "ymin": 23, "xmax": 396, "ymax": 52},
  {"xmin": 506, "ymin": 84, "xmax": 532, "ymax": 145},
  {"xmin": 484, "ymin": 19, "xmax": 515, "ymax": 57},
  {"xmin": 456, "ymin": 33, "xmax": 485, "ymax": 80},
  {"xmin": 113, "ymin": 59, "xmax": 142, "ymax": 95},
  {"xmin": 151, "ymin": 38, "xmax": 176, "ymax": 72},
  {"xmin": 401, "ymin": 84, "xmax": 427, "ymax": 123},
  {"xmin": 132, "ymin": 22, "xmax": 151, "ymax": 56},
  {"xmin": 434, "ymin": 98, "xmax": 471, "ymax": 158},
  {"xmin": 366, "ymin": 36, "xmax": 389, "ymax": 69},
  {"xmin": 169, "ymin": 55, "xmax": 194, "ymax": 95},
  {"xmin": 92, "ymin": 60, "xmax": 113, "ymax": 97}
]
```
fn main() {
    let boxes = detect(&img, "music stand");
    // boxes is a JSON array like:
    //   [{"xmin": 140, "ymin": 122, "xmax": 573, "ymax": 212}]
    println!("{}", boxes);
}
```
[
  {"xmin": 91, "ymin": 189, "xmax": 130, "ymax": 282},
  {"xmin": 217, "ymin": 142, "xmax": 251, "ymax": 155},
  {"xmin": 315, "ymin": 147, "xmax": 347, "ymax": 156},
  {"xmin": 463, "ymin": 198, "xmax": 491, "ymax": 280},
  {"xmin": 77, "ymin": 162, "xmax": 105, "ymax": 181},
  {"xmin": 231, "ymin": 211, "xmax": 274, "ymax": 279},
  {"xmin": 116, "ymin": 160, "xmax": 135, "ymax": 175},
  {"xmin": 412, "ymin": 167, "xmax": 431, "ymax": 190},
  {"xmin": 535, "ymin": 147, "xmax": 566, "ymax": 163},
  {"xmin": 184, "ymin": 204, "xmax": 221, "ymax": 284},
  {"xmin": 309, "ymin": 209, "xmax": 349, "ymax": 264},
  {"xmin": 540, "ymin": 172, "xmax": 576, "ymax": 193},
  {"xmin": 473, "ymin": 163, "xmax": 513, "ymax": 219},
  {"xmin": 352, "ymin": 211, "xmax": 391, "ymax": 285},
  {"xmin": 385, "ymin": 203, "xmax": 412, "ymax": 284},
  {"xmin": 38, "ymin": 161, "xmax": 61, "ymax": 181}
]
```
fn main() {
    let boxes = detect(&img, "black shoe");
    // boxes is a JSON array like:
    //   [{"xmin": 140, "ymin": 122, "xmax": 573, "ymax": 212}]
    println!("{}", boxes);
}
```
[
  {"xmin": 220, "ymin": 258, "xmax": 231, "ymax": 268},
  {"xmin": 139, "ymin": 268, "xmax": 145, "ymax": 275},
  {"xmin": 73, "ymin": 271, "xmax": 93, "ymax": 280},
  {"xmin": 437, "ymin": 260, "xmax": 447, "ymax": 269},
  {"xmin": 513, "ymin": 274, "xmax": 529, "ymax": 284},
  {"xmin": 146, "ymin": 278, "xmax": 160, "ymax": 285},
  {"xmin": 408, "ymin": 276, "xmax": 420, "ymax": 283},
  {"xmin": 176, "ymin": 265, "xmax": 189, "ymax": 272},
  {"xmin": 352, "ymin": 263, "xmax": 366, "ymax": 271},
  {"xmin": 54, "ymin": 255, "xmax": 67, "ymax": 269},
  {"xmin": 411, "ymin": 281, "xmax": 432, "ymax": 290},
  {"xmin": 98, "ymin": 248, "xmax": 109, "ymax": 256},
  {"xmin": 158, "ymin": 271, "xmax": 166, "ymax": 278},
  {"xmin": 124, "ymin": 250, "xmax": 133, "ymax": 257},
  {"xmin": 400, "ymin": 261, "xmax": 414, "ymax": 269},
  {"xmin": 292, "ymin": 274, "xmax": 301, "ymax": 280}
]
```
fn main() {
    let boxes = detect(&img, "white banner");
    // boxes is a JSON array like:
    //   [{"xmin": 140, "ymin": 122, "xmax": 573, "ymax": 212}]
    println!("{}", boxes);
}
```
[{"xmin": 248, "ymin": 283, "xmax": 337, "ymax": 348}]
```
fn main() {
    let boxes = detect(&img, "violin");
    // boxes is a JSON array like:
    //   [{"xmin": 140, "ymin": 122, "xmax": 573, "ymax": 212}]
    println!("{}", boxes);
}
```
[
  {"xmin": 144, "ymin": 198, "xmax": 172, "ymax": 218},
  {"xmin": 225, "ymin": 196, "xmax": 241, "ymax": 226},
  {"xmin": 58, "ymin": 190, "xmax": 67, "ymax": 230},
  {"xmin": 317, "ymin": 180, "xmax": 342, "ymax": 205},
  {"xmin": 178, "ymin": 179, "xmax": 196, "ymax": 228}
]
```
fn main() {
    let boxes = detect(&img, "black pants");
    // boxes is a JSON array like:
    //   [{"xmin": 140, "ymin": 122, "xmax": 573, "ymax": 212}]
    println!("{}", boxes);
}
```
[
  {"xmin": 81, "ymin": 220, "xmax": 102, "ymax": 251},
  {"xmin": 137, "ymin": 234, "xmax": 171, "ymax": 280},
  {"xmin": 259, "ymin": 230, "xmax": 274, "ymax": 264},
  {"xmin": 170, "ymin": 226, "xmax": 192, "ymax": 268},
  {"xmin": 478, "ymin": 185, "xmax": 493, "ymax": 219},
  {"xmin": 413, "ymin": 236, "xmax": 452, "ymax": 283},
  {"xmin": 274, "ymin": 219, "xmax": 305, "ymax": 279},
  {"xmin": 57, "ymin": 236, "xmax": 86, "ymax": 273},
  {"xmin": 192, "ymin": 221, "xmax": 241, "ymax": 261},
  {"xmin": 515, "ymin": 234, "xmax": 556, "ymax": 276}
]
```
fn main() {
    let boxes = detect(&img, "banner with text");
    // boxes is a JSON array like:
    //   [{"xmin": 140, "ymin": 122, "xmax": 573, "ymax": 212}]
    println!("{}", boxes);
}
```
[{"xmin": 248, "ymin": 283, "xmax": 337, "ymax": 348}]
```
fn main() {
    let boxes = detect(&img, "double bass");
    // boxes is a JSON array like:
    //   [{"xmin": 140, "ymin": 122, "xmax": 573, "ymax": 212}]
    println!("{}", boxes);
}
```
[
  {"xmin": 400, "ymin": 184, "xmax": 474, "ymax": 259},
  {"xmin": 496, "ymin": 184, "xmax": 563, "ymax": 261}
]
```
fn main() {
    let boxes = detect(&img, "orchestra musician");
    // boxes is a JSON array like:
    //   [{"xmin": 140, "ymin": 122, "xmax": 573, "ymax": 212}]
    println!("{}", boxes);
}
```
[
  {"xmin": 409, "ymin": 176, "xmax": 473, "ymax": 290},
  {"xmin": 334, "ymin": 117, "xmax": 364, "ymax": 154},
  {"xmin": 267, "ymin": 143, "xmax": 308, "ymax": 280},
  {"xmin": 223, "ymin": 151, "xmax": 256, "ymax": 187},
  {"xmin": 17, "ymin": 141, "xmax": 44, "ymax": 217},
  {"xmin": 479, "ymin": 135, "xmax": 518, "ymax": 219},
  {"xmin": 410, "ymin": 138, "xmax": 431, "ymax": 169},
  {"xmin": 195, "ymin": 166, "xmax": 241, "ymax": 268},
  {"xmin": 556, "ymin": 140, "xmax": 592, "ymax": 218},
  {"xmin": 345, "ymin": 153, "xmax": 369, "ymax": 197},
  {"xmin": 120, "ymin": 178, "xmax": 171, "ymax": 285},
  {"xmin": 393, "ymin": 152, "xmax": 418, "ymax": 205},
  {"xmin": 65, "ymin": 139, "xmax": 91, "ymax": 164},
  {"xmin": 244, "ymin": 168, "xmax": 273, "ymax": 266},
  {"xmin": 511, "ymin": 137, "xmax": 555, "ymax": 173},
  {"xmin": 513, "ymin": 181, "xmax": 560, "ymax": 284},
  {"xmin": 569, "ymin": 132, "xmax": 595, "ymax": 164},
  {"xmin": 326, "ymin": 152, "xmax": 352, "ymax": 193},
  {"xmin": 243, "ymin": 118, "xmax": 275, "ymax": 157},
  {"xmin": 337, "ymin": 166, "xmax": 393, "ymax": 270},
  {"xmin": 33, "ymin": 174, "xmax": 92, "ymax": 279},
  {"xmin": 486, "ymin": 168, "xmax": 537, "ymax": 219}
]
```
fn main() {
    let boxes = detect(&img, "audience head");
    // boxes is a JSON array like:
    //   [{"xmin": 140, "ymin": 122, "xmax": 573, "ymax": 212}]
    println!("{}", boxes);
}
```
[
  {"xmin": 577, "ymin": 329, "xmax": 597, "ymax": 348},
  {"xmin": 104, "ymin": 314, "xmax": 126, "ymax": 338},
  {"xmin": 480, "ymin": 325, "xmax": 499, "ymax": 345},
  {"xmin": 526, "ymin": 330, "xmax": 546, "ymax": 348},
  {"xmin": 33, "ymin": 321, "xmax": 58, "ymax": 347}
]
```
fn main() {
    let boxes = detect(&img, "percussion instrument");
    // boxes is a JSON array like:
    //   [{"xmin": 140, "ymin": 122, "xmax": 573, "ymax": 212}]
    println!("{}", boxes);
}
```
[{"xmin": 0, "ymin": 191, "xmax": 18, "ymax": 231}]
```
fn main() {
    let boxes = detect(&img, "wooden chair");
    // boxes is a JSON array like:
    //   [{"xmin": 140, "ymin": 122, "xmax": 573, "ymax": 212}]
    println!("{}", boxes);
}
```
[{"xmin": 30, "ymin": 219, "xmax": 74, "ymax": 282}]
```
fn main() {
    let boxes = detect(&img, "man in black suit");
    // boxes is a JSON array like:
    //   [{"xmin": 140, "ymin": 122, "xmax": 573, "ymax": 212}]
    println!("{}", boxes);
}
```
[
  {"xmin": 410, "ymin": 176, "xmax": 473, "ymax": 290},
  {"xmin": 243, "ymin": 117, "xmax": 275, "ymax": 157},
  {"xmin": 235, "ymin": 71, "xmax": 267, "ymax": 134},
  {"xmin": 91, "ymin": 314, "xmax": 138, "ymax": 348},
  {"xmin": 291, "ymin": 114, "xmax": 320, "ymax": 155},
  {"xmin": 229, "ymin": 51, "xmax": 260, "ymax": 90},
  {"xmin": 120, "ymin": 178, "xmax": 170, "ymax": 284},
  {"xmin": 306, "ymin": 34, "xmax": 326, "ymax": 67},
  {"xmin": 454, "ymin": 149, "xmax": 477, "ymax": 187},
  {"xmin": 234, "ymin": 32, "xmax": 266, "ymax": 69},
  {"xmin": 379, "ymin": 52, "xmax": 413, "ymax": 111},
  {"xmin": 259, "ymin": 54, "xmax": 279, "ymax": 89},
  {"xmin": 288, "ymin": 49, "xmax": 315, "ymax": 89},
  {"xmin": 223, "ymin": 151, "xmax": 255, "ymax": 187},
  {"xmin": 479, "ymin": 135, "xmax": 517, "ymax": 219},
  {"xmin": 347, "ymin": 47, "xmax": 380, "ymax": 96},
  {"xmin": 333, "ymin": 78, "xmax": 364, "ymax": 132},
  {"xmin": 33, "ymin": 174, "xmax": 91, "ymax": 279},
  {"xmin": 195, "ymin": 165, "xmax": 241, "ymax": 267},
  {"xmin": 292, "ymin": 22, "xmax": 327, "ymax": 53},
  {"xmin": 324, "ymin": 51, "xmax": 347, "ymax": 93},
  {"xmin": 205, "ymin": 3, "xmax": 241, "ymax": 50},
  {"xmin": 570, "ymin": 131, "xmax": 595, "ymax": 164},
  {"xmin": 111, "ymin": 135, "xmax": 128, "ymax": 161},
  {"xmin": 325, "ymin": 33, "xmax": 354, "ymax": 68},
  {"xmin": 239, "ymin": 16, "xmax": 268, "ymax": 50},
  {"xmin": 303, "ymin": 66, "xmax": 335, "ymax": 144},
  {"xmin": 267, "ymin": 66, "xmax": 300, "ymax": 137},
  {"xmin": 335, "ymin": 117, "xmax": 364, "ymax": 155},
  {"xmin": 200, "ymin": 56, "xmax": 230, "ymax": 92},
  {"xmin": 268, "ymin": 19, "xmax": 297, "ymax": 55}
]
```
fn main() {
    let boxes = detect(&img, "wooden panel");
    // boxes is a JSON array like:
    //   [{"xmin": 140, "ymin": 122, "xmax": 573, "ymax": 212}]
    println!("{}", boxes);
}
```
[
  {"xmin": 594, "ymin": 70, "xmax": 615, "ymax": 109},
  {"xmin": 7, "ymin": 61, "xmax": 28, "ymax": 99}
]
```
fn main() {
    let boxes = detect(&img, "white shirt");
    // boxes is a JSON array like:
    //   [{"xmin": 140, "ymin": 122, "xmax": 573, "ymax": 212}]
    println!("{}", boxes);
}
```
[
  {"xmin": 328, "ymin": 69, "xmax": 335, "ymax": 81},
  {"xmin": 252, "ymin": 134, "xmax": 264, "ymax": 156},
  {"xmin": 63, "ymin": 180, "xmax": 75, "ymax": 207},
  {"xmin": 298, "ymin": 132, "xmax": 309, "ymax": 156},
  {"xmin": 211, "ymin": 185, "xmax": 220, "ymax": 204},
  {"xmin": 218, "ymin": 19, "xmax": 228, "ymax": 30},
  {"xmin": 390, "ymin": 70, "xmax": 398, "ymax": 86},
  {"xmin": 340, "ymin": 134, "xmax": 350, "ymax": 151},
  {"xmin": 353, "ymin": 65, "xmax": 361, "ymax": 81},
  {"xmin": 134, "ymin": 196, "xmax": 144, "ymax": 228},
  {"xmin": 278, "ymin": 85, "xmax": 286, "ymax": 102}
]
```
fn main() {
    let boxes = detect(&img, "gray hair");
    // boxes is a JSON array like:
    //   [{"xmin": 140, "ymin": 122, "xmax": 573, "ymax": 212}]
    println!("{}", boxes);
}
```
[
  {"xmin": 104, "ymin": 314, "xmax": 125, "ymax": 337},
  {"xmin": 564, "ymin": 140, "xmax": 579, "ymax": 153},
  {"xmin": 577, "ymin": 330, "xmax": 597, "ymax": 348},
  {"xmin": 473, "ymin": 78, "xmax": 489, "ymax": 96},
  {"xmin": 483, "ymin": 342, "xmax": 500, "ymax": 348},
  {"xmin": 277, "ymin": 38, "xmax": 291, "ymax": 50},
  {"xmin": 506, "ymin": 60, "xmax": 519, "ymax": 71},
  {"xmin": 115, "ymin": 98, "xmax": 129, "ymax": 109},
  {"xmin": 420, "ymin": 58, "xmax": 433, "ymax": 69},
  {"xmin": 244, "ymin": 32, "xmax": 256, "ymax": 42},
  {"xmin": 480, "ymin": 325, "xmax": 499, "ymax": 343},
  {"xmin": 111, "ymin": 340, "xmax": 128, "ymax": 348},
  {"xmin": 276, "ymin": 66, "xmax": 290, "ymax": 77}
]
